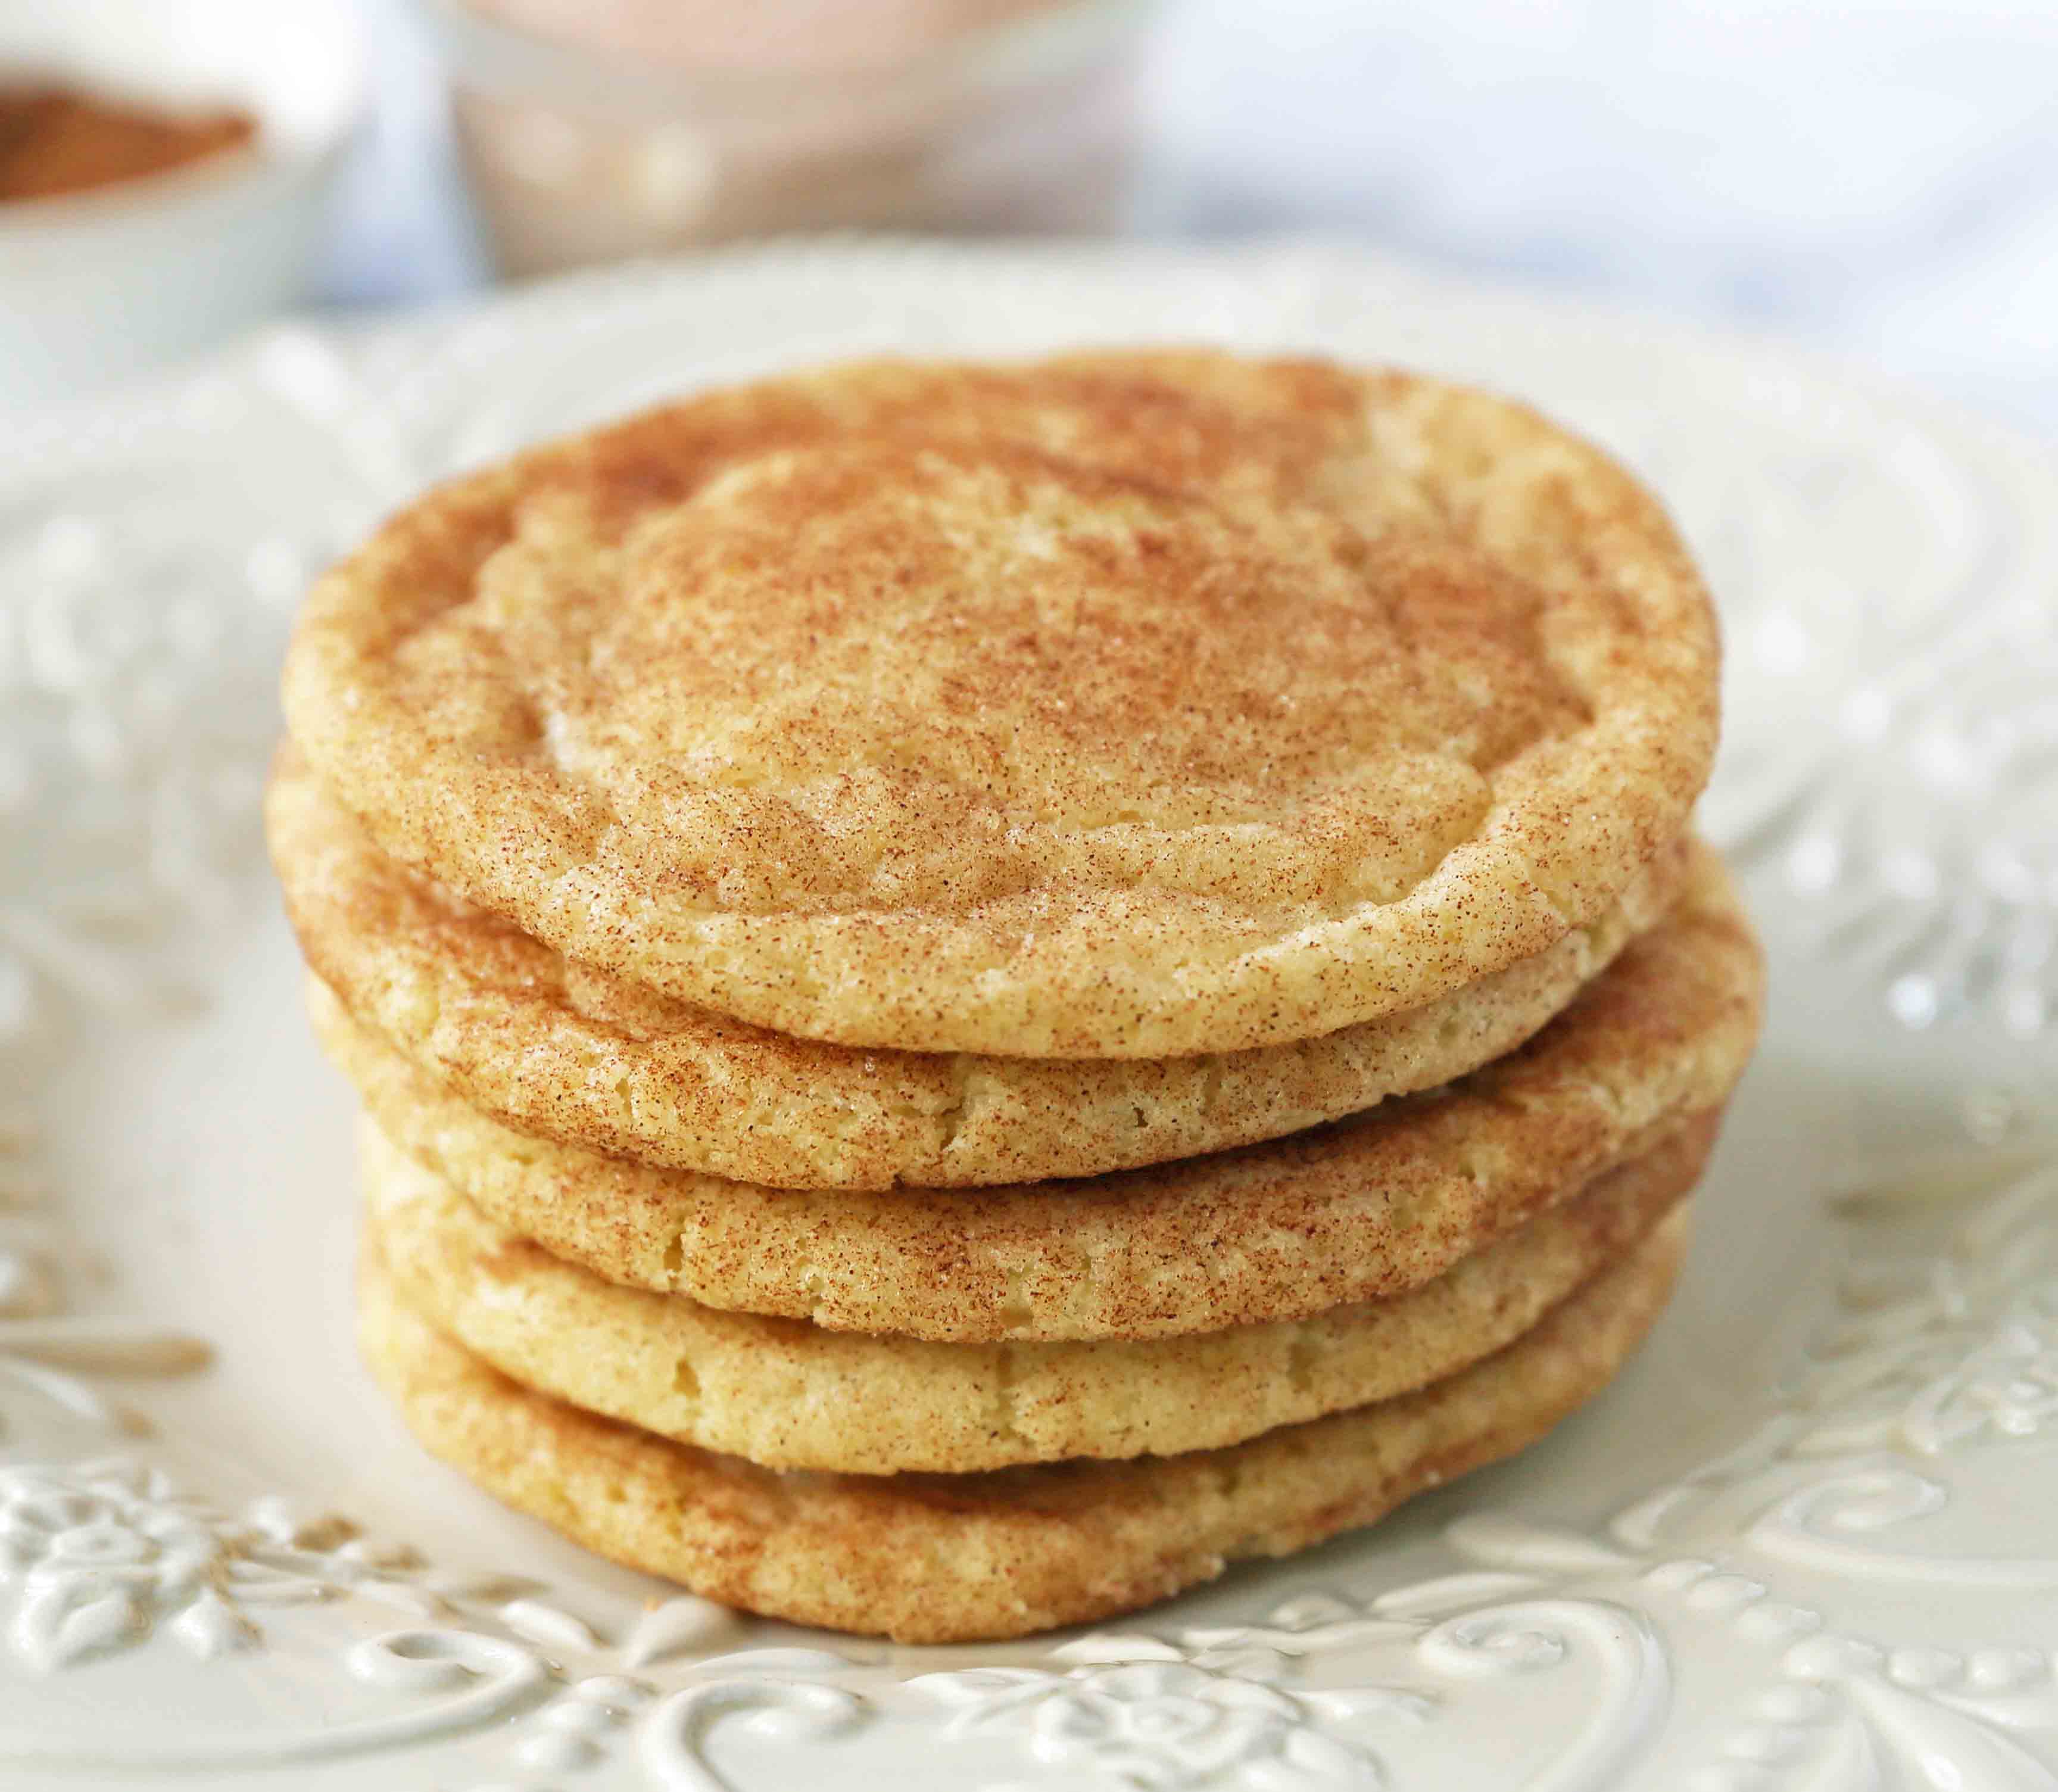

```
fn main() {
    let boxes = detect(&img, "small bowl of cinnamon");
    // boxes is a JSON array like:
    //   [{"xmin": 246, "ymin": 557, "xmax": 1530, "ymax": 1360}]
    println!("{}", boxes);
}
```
[{"xmin": 0, "ymin": 0, "xmax": 364, "ymax": 406}]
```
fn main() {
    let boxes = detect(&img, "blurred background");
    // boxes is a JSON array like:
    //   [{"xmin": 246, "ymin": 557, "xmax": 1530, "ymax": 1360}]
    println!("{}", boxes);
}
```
[{"xmin": 5, "ymin": 0, "xmax": 2056, "ymax": 432}]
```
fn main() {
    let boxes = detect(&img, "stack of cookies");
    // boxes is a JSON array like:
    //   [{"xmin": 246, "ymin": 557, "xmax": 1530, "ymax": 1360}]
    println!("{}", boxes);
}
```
[{"xmin": 269, "ymin": 351, "xmax": 1763, "ymax": 1643}]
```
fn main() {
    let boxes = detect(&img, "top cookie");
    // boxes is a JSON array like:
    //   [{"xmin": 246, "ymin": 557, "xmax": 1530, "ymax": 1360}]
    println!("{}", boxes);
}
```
[{"xmin": 283, "ymin": 351, "xmax": 1719, "ymax": 1057}]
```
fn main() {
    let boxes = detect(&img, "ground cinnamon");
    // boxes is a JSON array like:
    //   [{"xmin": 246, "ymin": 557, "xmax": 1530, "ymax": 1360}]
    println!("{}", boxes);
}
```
[{"xmin": 0, "ymin": 82, "xmax": 255, "ymax": 203}]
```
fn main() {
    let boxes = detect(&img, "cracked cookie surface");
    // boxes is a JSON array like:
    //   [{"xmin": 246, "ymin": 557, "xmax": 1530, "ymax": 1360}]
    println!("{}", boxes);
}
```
[
  {"xmin": 317, "ymin": 847, "xmax": 1760, "ymax": 1342},
  {"xmin": 363, "ymin": 1112, "xmax": 1708, "ymax": 1473},
  {"xmin": 361, "ymin": 1215, "xmax": 1684, "ymax": 1641},
  {"xmin": 283, "ymin": 351, "xmax": 1719, "ymax": 1057},
  {"xmin": 272, "ymin": 746, "xmax": 1690, "ymax": 1189}
]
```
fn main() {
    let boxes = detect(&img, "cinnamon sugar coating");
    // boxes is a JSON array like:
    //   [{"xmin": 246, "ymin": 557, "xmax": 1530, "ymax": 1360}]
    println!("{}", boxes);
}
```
[
  {"xmin": 283, "ymin": 351, "xmax": 1719, "ymax": 1057},
  {"xmin": 316, "ymin": 847, "xmax": 1761, "ymax": 1342},
  {"xmin": 271, "ymin": 745, "xmax": 1689, "ymax": 1189},
  {"xmin": 364, "ymin": 1112, "xmax": 1708, "ymax": 1473},
  {"xmin": 360, "ymin": 1216, "xmax": 1684, "ymax": 1643}
]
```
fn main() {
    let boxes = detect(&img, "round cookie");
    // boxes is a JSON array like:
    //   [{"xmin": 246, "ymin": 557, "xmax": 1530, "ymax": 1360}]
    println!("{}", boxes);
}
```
[
  {"xmin": 360, "ymin": 1215, "xmax": 1685, "ymax": 1643},
  {"xmin": 283, "ymin": 351, "xmax": 1720, "ymax": 1058},
  {"xmin": 317, "ymin": 847, "xmax": 1760, "ymax": 1342},
  {"xmin": 364, "ymin": 1114, "xmax": 1705, "ymax": 1473},
  {"xmin": 271, "ymin": 747, "xmax": 1689, "ymax": 1190}
]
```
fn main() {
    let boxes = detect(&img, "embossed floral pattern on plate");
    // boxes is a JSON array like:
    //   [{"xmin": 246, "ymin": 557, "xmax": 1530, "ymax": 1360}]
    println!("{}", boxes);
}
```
[{"xmin": 4, "ymin": 241, "xmax": 2058, "ymax": 1789}]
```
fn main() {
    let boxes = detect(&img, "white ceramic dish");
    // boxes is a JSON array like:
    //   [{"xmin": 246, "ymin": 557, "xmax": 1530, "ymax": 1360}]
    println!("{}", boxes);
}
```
[
  {"xmin": 5, "ymin": 241, "xmax": 2058, "ymax": 1790},
  {"xmin": 0, "ymin": 0, "xmax": 363, "ymax": 408}
]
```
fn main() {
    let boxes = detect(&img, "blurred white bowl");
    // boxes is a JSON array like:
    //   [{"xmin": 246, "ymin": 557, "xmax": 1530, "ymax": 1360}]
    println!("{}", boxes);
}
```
[{"xmin": 0, "ymin": 0, "xmax": 364, "ymax": 407}]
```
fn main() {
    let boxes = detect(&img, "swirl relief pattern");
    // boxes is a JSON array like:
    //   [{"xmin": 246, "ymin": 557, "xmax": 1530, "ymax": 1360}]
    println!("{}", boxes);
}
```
[{"xmin": 2, "ymin": 244, "xmax": 2057, "ymax": 1787}]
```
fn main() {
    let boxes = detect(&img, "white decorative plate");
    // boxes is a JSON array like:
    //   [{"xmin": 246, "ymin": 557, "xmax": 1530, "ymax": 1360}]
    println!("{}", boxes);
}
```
[{"xmin": 8, "ymin": 241, "xmax": 2058, "ymax": 1792}]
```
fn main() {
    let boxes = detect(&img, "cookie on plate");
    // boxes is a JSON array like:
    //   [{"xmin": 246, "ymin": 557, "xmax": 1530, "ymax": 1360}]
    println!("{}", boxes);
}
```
[
  {"xmin": 270, "ymin": 747, "xmax": 1689, "ymax": 1190},
  {"xmin": 313, "ymin": 845, "xmax": 1759, "ymax": 1341},
  {"xmin": 363, "ymin": 1110, "xmax": 1710, "ymax": 1473},
  {"xmin": 282, "ymin": 351, "xmax": 1719, "ymax": 1058},
  {"xmin": 273, "ymin": 349, "xmax": 1753, "ymax": 1644},
  {"xmin": 361, "ymin": 1215, "xmax": 1686, "ymax": 1644}
]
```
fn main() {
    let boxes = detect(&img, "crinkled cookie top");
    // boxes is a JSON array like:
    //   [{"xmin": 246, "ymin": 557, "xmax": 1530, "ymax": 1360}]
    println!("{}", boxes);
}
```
[{"xmin": 283, "ymin": 351, "xmax": 1718, "ymax": 1056}]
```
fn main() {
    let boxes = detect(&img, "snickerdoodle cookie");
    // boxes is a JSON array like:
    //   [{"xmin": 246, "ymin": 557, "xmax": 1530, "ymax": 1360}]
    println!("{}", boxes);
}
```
[{"xmin": 283, "ymin": 352, "xmax": 1718, "ymax": 1058}]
